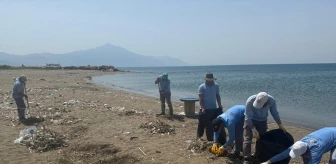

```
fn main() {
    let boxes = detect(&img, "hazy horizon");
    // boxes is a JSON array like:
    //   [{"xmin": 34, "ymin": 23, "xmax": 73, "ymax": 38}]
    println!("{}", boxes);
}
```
[{"xmin": 1, "ymin": 0, "xmax": 336, "ymax": 66}]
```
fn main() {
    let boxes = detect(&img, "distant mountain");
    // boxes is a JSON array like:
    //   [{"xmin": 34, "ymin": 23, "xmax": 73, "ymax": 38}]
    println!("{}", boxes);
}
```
[{"xmin": 0, "ymin": 44, "xmax": 188, "ymax": 67}]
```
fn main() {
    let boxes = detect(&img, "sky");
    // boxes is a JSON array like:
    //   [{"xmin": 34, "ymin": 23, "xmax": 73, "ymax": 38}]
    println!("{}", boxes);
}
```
[{"xmin": 0, "ymin": 0, "xmax": 336, "ymax": 66}]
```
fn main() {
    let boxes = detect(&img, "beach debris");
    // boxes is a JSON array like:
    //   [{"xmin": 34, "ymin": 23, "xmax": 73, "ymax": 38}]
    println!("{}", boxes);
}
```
[
  {"xmin": 138, "ymin": 147, "xmax": 147, "ymax": 156},
  {"xmin": 186, "ymin": 139, "xmax": 212, "ymax": 154},
  {"xmin": 139, "ymin": 118, "xmax": 175, "ymax": 134},
  {"xmin": 63, "ymin": 99, "xmax": 81, "ymax": 106},
  {"xmin": 14, "ymin": 126, "xmax": 68, "ymax": 152},
  {"xmin": 14, "ymin": 126, "xmax": 37, "ymax": 143},
  {"xmin": 61, "ymin": 115, "xmax": 82, "ymax": 125},
  {"xmin": 185, "ymin": 140, "xmax": 193, "ymax": 144},
  {"xmin": 118, "ymin": 109, "xmax": 137, "ymax": 116},
  {"xmin": 130, "ymin": 136, "xmax": 138, "ymax": 140},
  {"xmin": 124, "ymin": 110, "xmax": 136, "ymax": 115}
]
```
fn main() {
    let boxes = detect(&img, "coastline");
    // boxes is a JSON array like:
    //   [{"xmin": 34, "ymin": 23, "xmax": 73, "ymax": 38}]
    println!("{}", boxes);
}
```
[
  {"xmin": 0, "ymin": 69, "xmax": 329, "ymax": 163},
  {"xmin": 92, "ymin": 73, "xmax": 320, "ymax": 131}
]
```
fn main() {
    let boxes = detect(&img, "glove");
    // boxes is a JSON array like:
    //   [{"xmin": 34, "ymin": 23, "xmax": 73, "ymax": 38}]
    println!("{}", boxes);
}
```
[
  {"xmin": 217, "ymin": 146, "xmax": 225, "ymax": 156},
  {"xmin": 216, "ymin": 146, "xmax": 228, "ymax": 156},
  {"xmin": 261, "ymin": 160, "xmax": 271, "ymax": 164},
  {"xmin": 210, "ymin": 143, "xmax": 218, "ymax": 153},
  {"xmin": 279, "ymin": 124, "xmax": 287, "ymax": 133},
  {"xmin": 251, "ymin": 127, "xmax": 260, "ymax": 139}
]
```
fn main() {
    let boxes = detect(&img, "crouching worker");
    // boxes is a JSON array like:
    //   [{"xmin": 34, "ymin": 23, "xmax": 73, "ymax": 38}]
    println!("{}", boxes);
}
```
[
  {"xmin": 261, "ymin": 127, "xmax": 336, "ymax": 164},
  {"xmin": 211, "ymin": 105, "xmax": 245, "ymax": 156},
  {"xmin": 12, "ymin": 74, "xmax": 28, "ymax": 122}
]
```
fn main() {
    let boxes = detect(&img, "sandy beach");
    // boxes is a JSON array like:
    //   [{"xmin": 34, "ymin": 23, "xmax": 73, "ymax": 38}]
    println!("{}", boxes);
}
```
[{"xmin": 0, "ymin": 70, "xmax": 330, "ymax": 164}]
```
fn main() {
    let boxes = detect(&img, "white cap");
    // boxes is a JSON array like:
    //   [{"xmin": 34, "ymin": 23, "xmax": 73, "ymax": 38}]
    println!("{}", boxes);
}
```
[
  {"xmin": 289, "ymin": 141, "xmax": 308, "ymax": 158},
  {"xmin": 253, "ymin": 92, "xmax": 269, "ymax": 109}
]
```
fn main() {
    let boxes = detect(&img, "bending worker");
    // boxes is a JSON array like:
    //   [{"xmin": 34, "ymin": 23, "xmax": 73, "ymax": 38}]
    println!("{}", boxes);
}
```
[
  {"xmin": 154, "ymin": 73, "xmax": 173, "ymax": 116},
  {"xmin": 243, "ymin": 92, "xmax": 286, "ymax": 164},
  {"xmin": 12, "ymin": 74, "xmax": 28, "ymax": 122},
  {"xmin": 211, "ymin": 105, "xmax": 245, "ymax": 156},
  {"xmin": 261, "ymin": 127, "xmax": 336, "ymax": 164}
]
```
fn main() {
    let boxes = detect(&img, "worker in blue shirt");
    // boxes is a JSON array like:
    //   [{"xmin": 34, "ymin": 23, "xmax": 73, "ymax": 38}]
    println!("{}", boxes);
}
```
[
  {"xmin": 211, "ymin": 105, "xmax": 245, "ymax": 156},
  {"xmin": 243, "ymin": 92, "xmax": 286, "ymax": 164},
  {"xmin": 261, "ymin": 127, "xmax": 336, "ymax": 164},
  {"xmin": 197, "ymin": 73, "xmax": 223, "ymax": 141},
  {"xmin": 12, "ymin": 74, "xmax": 28, "ymax": 122},
  {"xmin": 155, "ymin": 73, "xmax": 173, "ymax": 116}
]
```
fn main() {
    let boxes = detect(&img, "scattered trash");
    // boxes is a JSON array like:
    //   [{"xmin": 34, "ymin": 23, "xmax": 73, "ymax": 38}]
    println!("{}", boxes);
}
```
[
  {"xmin": 14, "ymin": 126, "xmax": 37, "ymax": 144},
  {"xmin": 139, "ymin": 118, "xmax": 175, "ymax": 134},
  {"xmin": 118, "ymin": 110, "xmax": 137, "ymax": 116},
  {"xmin": 63, "ymin": 99, "xmax": 81, "ymax": 106},
  {"xmin": 185, "ymin": 140, "xmax": 193, "ymax": 144},
  {"xmin": 138, "ymin": 147, "xmax": 146, "ymax": 156},
  {"xmin": 186, "ymin": 139, "xmax": 212, "ymax": 154},
  {"xmin": 14, "ymin": 126, "xmax": 68, "ymax": 152},
  {"xmin": 130, "ymin": 136, "xmax": 138, "ymax": 140}
]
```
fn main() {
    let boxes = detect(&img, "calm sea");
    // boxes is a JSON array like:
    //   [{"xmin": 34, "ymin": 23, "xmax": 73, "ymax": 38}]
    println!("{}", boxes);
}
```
[{"xmin": 92, "ymin": 64, "xmax": 336, "ymax": 130}]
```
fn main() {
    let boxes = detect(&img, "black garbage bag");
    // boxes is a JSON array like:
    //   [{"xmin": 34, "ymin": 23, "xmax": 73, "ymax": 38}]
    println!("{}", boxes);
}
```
[{"xmin": 257, "ymin": 129, "xmax": 294, "ymax": 164}]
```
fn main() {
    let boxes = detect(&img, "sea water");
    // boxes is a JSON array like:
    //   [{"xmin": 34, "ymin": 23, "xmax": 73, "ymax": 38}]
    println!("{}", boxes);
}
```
[{"xmin": 93, "ymin": 64, "xmax": 336, "ymax": 130}]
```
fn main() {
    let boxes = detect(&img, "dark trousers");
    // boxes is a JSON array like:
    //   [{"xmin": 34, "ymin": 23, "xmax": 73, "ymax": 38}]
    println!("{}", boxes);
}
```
[
  {"xmin": 197, "ymin": 108, "xmax": 222, "ymax": 141},
  {"xmin": 160, "ymin": 92, "xmax": 173, "ymax": 115},
  {"xmin": 14, "ymin": 97, "xmax": 26, "ymax": 121},
  {"xmin": 233, "ymin": 117, "xmax": 245, "ymax": 153}
]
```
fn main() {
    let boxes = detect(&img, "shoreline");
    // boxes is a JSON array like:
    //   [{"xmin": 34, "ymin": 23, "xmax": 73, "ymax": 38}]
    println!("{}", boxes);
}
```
[
  {"xmin": 92, "ymin": 73, "xmax": 319, "ymax": 131},
  {"xmin": 0, "ymin": 69, "xmax": 329, "ymax": 163}
]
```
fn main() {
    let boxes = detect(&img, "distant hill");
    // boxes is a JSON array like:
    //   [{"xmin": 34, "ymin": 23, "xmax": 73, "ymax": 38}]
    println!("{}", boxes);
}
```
[{"xmin": 0, "ymin": 44, "xmax": 188, "ymax": 67}]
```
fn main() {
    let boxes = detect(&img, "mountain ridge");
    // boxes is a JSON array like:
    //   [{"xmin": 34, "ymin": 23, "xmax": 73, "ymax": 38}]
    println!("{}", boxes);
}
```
[{"xmin": 0, "ymin": 44, "xmax": 188, "ymax": 67}]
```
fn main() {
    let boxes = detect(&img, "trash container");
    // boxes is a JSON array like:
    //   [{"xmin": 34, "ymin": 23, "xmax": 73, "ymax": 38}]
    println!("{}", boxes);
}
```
[{"xmin": 257, "ymin": 129, "xmax": 294, "ymax": 164}]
